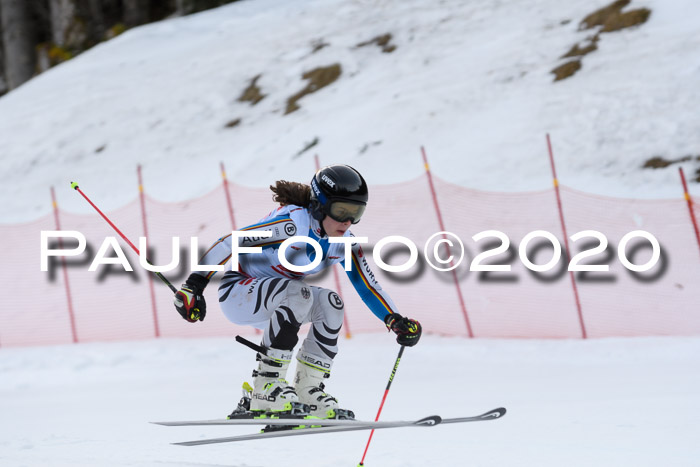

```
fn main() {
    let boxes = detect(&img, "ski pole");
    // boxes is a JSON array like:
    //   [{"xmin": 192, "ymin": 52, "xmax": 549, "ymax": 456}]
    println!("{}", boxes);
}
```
[
  {"xmin": 358, "ymin": 344, "xmax": 406, "ymax": 466},
  {"xmin": 70, "ymin": 181, "xmax": 178, "ymax": 294}
]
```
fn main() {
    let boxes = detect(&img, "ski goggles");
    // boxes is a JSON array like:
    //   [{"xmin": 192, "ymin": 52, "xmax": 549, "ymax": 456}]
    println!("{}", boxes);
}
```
[{"xmin": 325, "ymin": 200, "xmax": 366, "ymax": 224}]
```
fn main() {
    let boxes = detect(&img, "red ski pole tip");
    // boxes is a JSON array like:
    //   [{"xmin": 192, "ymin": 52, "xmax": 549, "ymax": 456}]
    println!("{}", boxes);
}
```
[{"xmin": 70, "ymin": 182, "xmax": 79, "ymax": 190}]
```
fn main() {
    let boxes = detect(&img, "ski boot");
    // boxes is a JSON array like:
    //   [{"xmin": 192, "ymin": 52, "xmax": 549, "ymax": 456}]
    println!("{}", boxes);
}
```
[
  {"xmin": 294, "ymin": 350, "xmax": 354, "ymax": 420},
  {"xmin": 228, "ymin": 348, "xmax": 309, "ymax": 420}
]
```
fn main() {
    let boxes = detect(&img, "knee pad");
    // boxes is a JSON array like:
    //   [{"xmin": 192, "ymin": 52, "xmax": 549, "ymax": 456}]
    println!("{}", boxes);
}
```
[
  {"xmin": 300, "ymin": 289, "xmax": 344, "ymax": 360},
  {"xmin": 315, "ymin": 289, "xmax": 345, "ymax": 329}
]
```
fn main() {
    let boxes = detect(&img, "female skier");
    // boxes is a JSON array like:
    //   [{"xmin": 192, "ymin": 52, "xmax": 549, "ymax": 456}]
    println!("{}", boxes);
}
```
[{"xmin": 173, "ymin": 164, "xmax": 422, "ymax": 419}]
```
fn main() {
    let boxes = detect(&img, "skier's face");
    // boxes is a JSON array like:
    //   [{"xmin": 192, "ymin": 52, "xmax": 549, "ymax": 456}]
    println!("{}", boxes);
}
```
[{"xmin": 322, "ymin": 216, "xmax": 351, "ymax": 237}]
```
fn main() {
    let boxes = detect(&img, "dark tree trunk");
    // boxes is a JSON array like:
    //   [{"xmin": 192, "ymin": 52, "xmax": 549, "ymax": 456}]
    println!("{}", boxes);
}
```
[
  {"xmin": 151, "ymin": 0, "xmax": 177, "ymax": 20},
  {"xmin": 0, "ymin": 0, "xmax": 38, "ymax": 89},
  {"xmin": 123, "ymin": 0, "xmax": 149, "ymax": 27},
  {"xmin": 29, "ymin": 0, "xmax": 52, "ymax": 43},
  {"xmin": 0, "ymin": 25, "xmax": 6, "ymax": 95},
  {"xmin": 177, "ymin": 0, "xmax": 240, "ymax": 15},
  {"xmin": 48, "ymin": 0, "xmax": 73, "ymax": 45},
  {"xmin": 85, "ymin": 0, "xmax": 106, "ymax": 42}
]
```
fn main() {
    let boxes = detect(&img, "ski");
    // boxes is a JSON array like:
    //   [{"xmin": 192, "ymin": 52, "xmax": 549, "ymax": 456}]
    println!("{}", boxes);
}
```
[
  {"xmin": 171, "ymin": 415, "xmax": 441, "ymax": 446},
  {"xmin": 163, "ymin": 408, "xmax": 505, "ymax": 446},
  {"xmin": 155, "ymin": 415, "xmax": 408, "ymax": 428},
  {"xmin": 441, "ymin": 407, "xmax": 506, "ymax": 425}
]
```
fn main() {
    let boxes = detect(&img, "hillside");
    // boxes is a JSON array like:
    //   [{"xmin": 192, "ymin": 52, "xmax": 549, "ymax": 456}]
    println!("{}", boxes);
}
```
[{"xmin": 1, "ymin": 0, "xmax": 699, "ymax": 223}]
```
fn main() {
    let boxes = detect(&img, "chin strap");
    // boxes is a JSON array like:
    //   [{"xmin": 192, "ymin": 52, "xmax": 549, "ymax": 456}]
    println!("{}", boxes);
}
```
[{"xmin": 309, "ymin": 209, "xmax": 328, "ymax": 238}]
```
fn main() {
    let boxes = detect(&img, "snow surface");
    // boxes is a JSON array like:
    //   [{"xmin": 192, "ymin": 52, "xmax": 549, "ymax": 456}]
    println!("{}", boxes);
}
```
[
  {"xmin": 2, "ymin": 1, "xmax": 700, "ymax": 465},
  {"xmin": 2, "ymin": 335, "xmax": 699, "ymax": 467},
  {"xmin": 1, "ymin": 0, "xmax": 700, "ymax": 223}
]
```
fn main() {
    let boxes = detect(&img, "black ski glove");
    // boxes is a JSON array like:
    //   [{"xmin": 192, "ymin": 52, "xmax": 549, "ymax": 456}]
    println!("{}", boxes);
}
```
[
  {"xmin": 385, "ymin": 313, "xmax": 422, "ymax": 347},
  {"xmin": 174, "ymin": 274, "xmax": 209, "ymax": 323}
]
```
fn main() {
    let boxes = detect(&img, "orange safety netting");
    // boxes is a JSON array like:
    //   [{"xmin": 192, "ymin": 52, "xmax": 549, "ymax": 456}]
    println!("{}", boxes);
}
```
[{"xmin": 2, "ymin": 175, "xmax": 699, "ymax": 347}]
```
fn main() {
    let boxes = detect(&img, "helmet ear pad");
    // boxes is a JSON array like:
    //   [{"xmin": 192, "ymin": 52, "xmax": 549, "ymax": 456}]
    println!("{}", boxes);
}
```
[{"xmin": 309, "ymin": 199, "xmax": 325, "ymax": 222}]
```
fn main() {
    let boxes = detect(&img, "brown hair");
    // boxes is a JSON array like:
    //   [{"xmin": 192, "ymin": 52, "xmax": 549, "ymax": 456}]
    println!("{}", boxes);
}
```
[{"xmin": 270, "ymin": 180, "xmax": 311, "ymax": 207}]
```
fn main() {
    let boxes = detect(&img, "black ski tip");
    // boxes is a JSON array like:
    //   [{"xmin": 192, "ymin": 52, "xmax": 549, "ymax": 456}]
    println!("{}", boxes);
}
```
[
  {"xmin": 415, "ymin": 415, "xmax": 442, "ymax": 426},
  {"xmin": 480, "ymin": 407, "xmax": 506, "ymax": 420}
]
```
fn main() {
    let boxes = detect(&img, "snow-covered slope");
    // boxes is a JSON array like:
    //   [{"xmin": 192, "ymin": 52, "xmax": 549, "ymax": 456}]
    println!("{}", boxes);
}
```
[
  {"xmin": 1, "ymin": 0, "xmax": 699, "ymax": 223},
  {"xmin": 2, "ymin": 335, "xmax": 699, "ymax": 466}
]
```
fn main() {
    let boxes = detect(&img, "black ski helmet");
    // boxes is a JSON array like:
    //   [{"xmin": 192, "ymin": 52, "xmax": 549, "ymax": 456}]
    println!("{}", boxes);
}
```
[{"xmin": 310, "ymin": 165, "xmax": 368, "ymax": 224}]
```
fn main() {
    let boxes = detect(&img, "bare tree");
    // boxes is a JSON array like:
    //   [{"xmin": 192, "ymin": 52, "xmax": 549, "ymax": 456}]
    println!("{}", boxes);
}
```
[
  {"xmin": 151, "ymin": 0, "xmax": 177, "ymax": 20},
  {"xmin": 176, "ymin": 0, "xmax": 240, "ymax": 15},
  {"xmin": 0, "ymin": 23, "xmax": 6, "ymax": 95},
  {"xmin": 0, "ymin": 0, "xmax": 38, "ymax": 90},
  {"xmin": 123, "ymin": 0, "xmax": 150, "ymax": 27},
  {"xmin": 85, "ymin": 0, "xmax": 106, "ymax": 41},
  {"xmin": 0, "ymin": 0, "xmax": 237, "ymax": 91},
  {"xmin": 48, "ymin": 0, "xmax": 79, "ymax": 46}
]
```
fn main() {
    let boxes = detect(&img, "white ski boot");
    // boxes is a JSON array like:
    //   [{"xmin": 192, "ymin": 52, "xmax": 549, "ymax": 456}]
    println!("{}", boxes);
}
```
[
  {"xmin": 294, "ymin": 350, "xmax": 354, "ymax": 419},
  {"xmin": 249, "ymin": 348, "xmax": 301, "ymax": 414}
]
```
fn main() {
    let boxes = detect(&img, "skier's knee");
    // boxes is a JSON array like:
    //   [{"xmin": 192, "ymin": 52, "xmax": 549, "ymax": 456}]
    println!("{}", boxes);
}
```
[{"xmin": 318, "ymin": 289, "xmax": 344, "ymax": 328}]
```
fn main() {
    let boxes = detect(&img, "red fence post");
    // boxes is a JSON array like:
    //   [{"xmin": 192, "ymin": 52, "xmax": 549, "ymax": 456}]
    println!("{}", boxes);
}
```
[
  {"xmin": 546, "ymin": 134, "xmax": 587, "ymax": 339},
  {"xmin": 51, "ymin": 186, "xmax": 79, "ymax": 344},
  {"xmin": 315, "ymin": 154, "xmax": 352, "ymax": 338},
  {"xmin": 137, "ymin": 165, "xmax": 161, "ymax": 338},
  {"xmin": 220, "ymin": 162, "xmax": 237, "ymax": 230},
  {"xmin": 220, "ymin": 162, "xmax": 259, "ymax": 333},
  {"xmin": 678, "ymin": 167, "xmax": 700, "ymax": 258},
  {"xmin": 420, "ymin": 146, "xmax": 474, "ymax": 338}
]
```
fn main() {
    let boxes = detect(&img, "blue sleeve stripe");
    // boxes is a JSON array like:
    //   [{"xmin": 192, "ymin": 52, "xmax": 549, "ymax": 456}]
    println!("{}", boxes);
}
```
[
  {"xmin": 240, "ymin": 216, "xmax": 291, "ymax": 231},
  {"xmin": 345, "ymin": 254, "xmax": 393, "ymax": 321}
]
